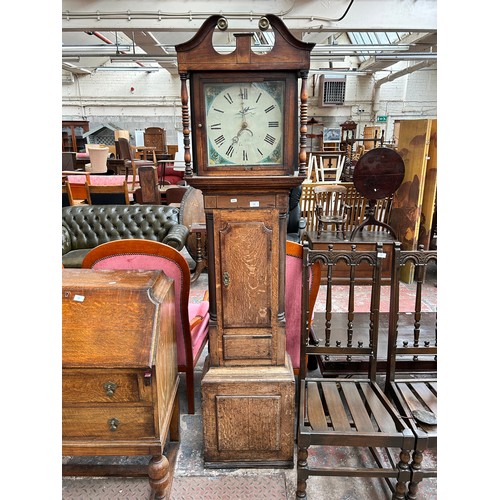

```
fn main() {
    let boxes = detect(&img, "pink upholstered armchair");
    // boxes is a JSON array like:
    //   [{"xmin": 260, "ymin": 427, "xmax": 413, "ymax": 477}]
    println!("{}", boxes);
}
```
[
  {"xmin": 285, "ymin": 241, "xmax": 321, "ymax": 373},
  {"xmin": 81, "ymin": 239, "xmax": 209, "ymax": 414}
]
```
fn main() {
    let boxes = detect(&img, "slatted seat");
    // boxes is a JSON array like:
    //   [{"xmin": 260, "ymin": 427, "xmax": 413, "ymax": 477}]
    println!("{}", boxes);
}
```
[
  {"xmin": 296, "ymin": 243, "xmax": 414, "ymax": 500},
  {"xmin": 384, "ymin": 242, "xmax": 437, "ymax": 497}
]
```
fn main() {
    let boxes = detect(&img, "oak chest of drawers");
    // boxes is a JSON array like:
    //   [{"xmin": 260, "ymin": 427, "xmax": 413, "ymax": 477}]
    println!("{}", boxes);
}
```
[{"xmin": 62, "ymin": 269, "xmax": 179, "ymax": 499}]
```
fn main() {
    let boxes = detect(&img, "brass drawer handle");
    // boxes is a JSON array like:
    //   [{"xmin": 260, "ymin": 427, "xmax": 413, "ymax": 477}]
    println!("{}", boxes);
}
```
[
  {"xmin": 108, "ymin": 418, "xmax": 119, "ymax": 432},
  {"xmin": 223, "ymin": 271, "xmax": 230, "ymax": 287},
  {"xmin": 103, "ymin": 381, "xmax": 117, "ymax": 397}
]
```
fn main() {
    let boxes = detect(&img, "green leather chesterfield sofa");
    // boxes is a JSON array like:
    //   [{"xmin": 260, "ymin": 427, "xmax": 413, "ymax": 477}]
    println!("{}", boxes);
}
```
[{"xmin": 62, "ymin": 204, "xmax": 189, "ymax": 268}]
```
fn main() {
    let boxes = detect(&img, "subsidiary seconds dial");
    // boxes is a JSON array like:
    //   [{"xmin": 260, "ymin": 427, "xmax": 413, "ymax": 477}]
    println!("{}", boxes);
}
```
[{"xmin": 205, "ymin": 81, "xmax": 284, "ymax": 166}]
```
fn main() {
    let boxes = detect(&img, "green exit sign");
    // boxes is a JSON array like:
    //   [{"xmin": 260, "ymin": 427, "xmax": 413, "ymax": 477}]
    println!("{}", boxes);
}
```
[{"xmin": 377, "ymin": 115, "xmax": 387, "ymax": 123}]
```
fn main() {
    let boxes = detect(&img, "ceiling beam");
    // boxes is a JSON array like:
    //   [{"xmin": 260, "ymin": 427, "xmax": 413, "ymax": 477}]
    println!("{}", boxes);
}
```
[{"xmin": 121, "ymin": 30, "xmax": 178, "ymax": 71}]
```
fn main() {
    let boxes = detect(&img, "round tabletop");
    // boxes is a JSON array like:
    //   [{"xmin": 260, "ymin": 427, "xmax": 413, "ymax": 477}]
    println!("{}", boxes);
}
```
[{"xmin": 353, "ymin": 147, "xmax": 405, "ymax": 199}]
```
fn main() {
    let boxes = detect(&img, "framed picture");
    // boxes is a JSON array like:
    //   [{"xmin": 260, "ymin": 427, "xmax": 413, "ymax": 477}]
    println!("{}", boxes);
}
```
[{"xmin": 323, "ymin": 127, "xmax": 341, "ymax": 143}]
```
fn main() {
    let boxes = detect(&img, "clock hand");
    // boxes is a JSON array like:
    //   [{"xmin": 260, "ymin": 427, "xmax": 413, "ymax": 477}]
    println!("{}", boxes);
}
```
[{"xmin": 231, "ymin": 122, "xmax": 254, "ymax": 144}]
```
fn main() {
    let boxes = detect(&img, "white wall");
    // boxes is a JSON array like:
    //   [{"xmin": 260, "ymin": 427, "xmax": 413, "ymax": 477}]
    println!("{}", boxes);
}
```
[
  {"xmin": 62, "ymin": 68, "xmax": 184, "ymax": 145},
  {"xmin": 305, "ymin": 64, "xmax": 437, "ymax": 146},
  {"xmin": 62, "ymin": 62, "xmax": 437, "ymax": 147}
]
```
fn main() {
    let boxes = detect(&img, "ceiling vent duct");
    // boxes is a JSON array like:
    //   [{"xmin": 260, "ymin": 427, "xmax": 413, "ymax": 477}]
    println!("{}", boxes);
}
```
[{"xmin": 318, "ymin": 74, "xmax": 346, "ymax": 106}]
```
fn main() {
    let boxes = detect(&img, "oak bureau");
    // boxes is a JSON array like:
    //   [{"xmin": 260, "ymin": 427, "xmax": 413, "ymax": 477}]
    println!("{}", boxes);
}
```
[{"xmin": 62, "ymin": 269, "xmax": 179, "ymax": 499}]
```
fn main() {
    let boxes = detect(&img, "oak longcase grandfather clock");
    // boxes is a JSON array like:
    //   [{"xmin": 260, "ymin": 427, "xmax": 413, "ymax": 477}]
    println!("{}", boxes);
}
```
[{"xmin": 176, "ymin": 14, "xmax": 314, "ymax": 467}]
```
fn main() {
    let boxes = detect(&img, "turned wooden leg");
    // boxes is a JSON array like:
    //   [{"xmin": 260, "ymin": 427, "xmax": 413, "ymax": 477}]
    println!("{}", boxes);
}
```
[
  {"xmin": 407, "ymin": 449, "xmax": 423, "ymax": 500},
  {"xmin": 393, "ymin": 448, "xmax": 411, "ymax": 500},
  {"xmin": 190, "ymin": 231, "xmax": 207, "ymax": 283},
  {"xmin": 148, "ymin": 454, "xmax": 171, "ymax": 500},
  {"xmin": 296, "ymin": 479, "xmax": 307, "ymax": 500},
  {"xmin": 296, "ymin": 446, "xmax": 309, "ymax": 499}
]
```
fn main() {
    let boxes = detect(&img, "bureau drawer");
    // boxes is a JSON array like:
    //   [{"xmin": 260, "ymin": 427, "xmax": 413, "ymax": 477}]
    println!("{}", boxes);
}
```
[
  {"xmin": 62, "ymin": 372, "xmax": 145, "ymax": 403},
  {"xmin": 62, "ymin": 405, "xmax": 156, "ymax": 439}
]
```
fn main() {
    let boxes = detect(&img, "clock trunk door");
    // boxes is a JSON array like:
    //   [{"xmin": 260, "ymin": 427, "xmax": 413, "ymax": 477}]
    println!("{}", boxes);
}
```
[{"xmin": 213, "ymin": 209, "xmax": 281, "ymax": 365}]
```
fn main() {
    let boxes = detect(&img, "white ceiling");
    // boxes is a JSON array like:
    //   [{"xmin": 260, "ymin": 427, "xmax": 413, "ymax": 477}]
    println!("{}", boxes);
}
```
[{"xmin": 62, "ymin": 0, "xmax": 437, "ymax": 76}]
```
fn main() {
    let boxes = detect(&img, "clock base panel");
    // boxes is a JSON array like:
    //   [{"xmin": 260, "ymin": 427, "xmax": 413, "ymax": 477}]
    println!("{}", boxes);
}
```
[{"xmin": 201, "ymin": 354, "xmax": 295, "ymax": 467}]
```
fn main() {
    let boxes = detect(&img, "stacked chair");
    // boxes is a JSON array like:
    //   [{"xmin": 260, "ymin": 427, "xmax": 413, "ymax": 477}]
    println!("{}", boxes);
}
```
[
  {"xmin": 295, "ymin": 241, "xmax": 437, "ymax": 499},
  {"xmin": 118, "ymin": 137, "xmax": 155, "ymax": 191},
  {"xmin": 384, "ymin": 242, "xmax": 437, "ymax": 497}
]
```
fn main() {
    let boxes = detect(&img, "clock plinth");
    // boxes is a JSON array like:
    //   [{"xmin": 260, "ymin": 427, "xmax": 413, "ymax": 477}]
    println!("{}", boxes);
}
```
[
  {"xmin": 201, "ymin": 354, "xmax": 295, "ymax": 467},
  {"xmin": 176, "ymin": 14, "xmax": 314, "ymax": 466}
]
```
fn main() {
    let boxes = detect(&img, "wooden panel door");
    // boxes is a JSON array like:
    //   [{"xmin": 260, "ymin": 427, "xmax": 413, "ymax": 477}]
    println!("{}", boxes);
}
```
[
  {"xmin": 418, "ymin": 119, "xmax": 437, "ymax": 250},
  {"xmin": 390, "ymin": 118, "xmax": 436, "ymax": 282},
  {"xmin": 390, "ymin": 119, "xmax": 432, "ymax": 251},
  {"xmin": 211, "ymin": 208, "xmax": 283, "ymax": 366}
]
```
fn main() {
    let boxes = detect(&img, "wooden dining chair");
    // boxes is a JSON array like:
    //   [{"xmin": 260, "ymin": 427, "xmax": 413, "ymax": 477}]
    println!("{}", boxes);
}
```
[
  {"xmin": 118, "ymin": 137, "xmax": 155, "ymax": 191},
  {"xmin": 85, "ymin": 181, "xmax": 130, "ymax": 205},
  {"xmin": 318, "ymin": 153, "xmax": 345, "ymax": 182},
  {"xmin": 313, "ymin": 183, "xmax": 351, "ymax": 239},
  {"xmin": 81, "ymin": 239, "xmax": 210, "ymax": 414},
  {"xmin": 296, "ymin": 243, "xmax": 414, "ymax": 500},
  {"xmin": 62, "ymin": 180, "xmax": 75, "ymax": 207},
  {"xmin": 384, "ymin": 242, "xmax": 437, "ymax": 498},
  {"xmin": 64, "ymin": 173, "xmax": 90, "ymax": 204},
  {"xmin": 135, "ymin": 165, "xmax": 162, "ymax": 204}
]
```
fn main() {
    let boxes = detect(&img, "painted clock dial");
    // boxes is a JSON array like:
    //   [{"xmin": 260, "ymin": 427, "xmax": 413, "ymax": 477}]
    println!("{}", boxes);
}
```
[{"xmin": 205, "ymin": 81, "xmax": 284, "ymax": 166}]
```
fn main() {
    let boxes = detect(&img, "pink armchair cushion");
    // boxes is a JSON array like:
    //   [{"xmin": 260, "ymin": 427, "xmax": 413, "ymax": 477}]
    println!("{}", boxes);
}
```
[
  {"xmin": 285, "ymin": 253, "xmax": 303, "ymax": 369},
  {"xmin": 188, "ymin": 301, "xmax": 210, "ymax": 360},
  {"xmin": 88, "ymin": 253, "xmax": 208, "ymax": 366},
  {"xmin": 285, "ymin": 248, "xmax": 316, "ymax": 370}
]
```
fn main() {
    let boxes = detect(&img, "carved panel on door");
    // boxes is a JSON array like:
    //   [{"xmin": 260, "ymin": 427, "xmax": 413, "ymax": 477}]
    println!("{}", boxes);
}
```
[{"xmin": 218, "ymin": 213, "xmax": 274, "ymax": 328}]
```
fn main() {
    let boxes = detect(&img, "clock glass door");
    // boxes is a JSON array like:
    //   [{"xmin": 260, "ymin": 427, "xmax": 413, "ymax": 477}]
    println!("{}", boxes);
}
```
[
  {"xmin": 191, "ymin": 72, "xmax": 297, "ymax": 176},
  {"xmin": 205, "ymin": 81, "xmax": 284, "ymax": 167}
]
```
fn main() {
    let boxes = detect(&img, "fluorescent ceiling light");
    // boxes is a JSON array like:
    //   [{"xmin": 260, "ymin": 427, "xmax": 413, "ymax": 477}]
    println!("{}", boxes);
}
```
[
  {"xmin": 62, "ymin": 45, "xmax": 132, "ymax": 53},
  {"xmin": 310, "ymin": 69, "xmax": 371, "ymax": 76},
  {"xmin": 110, "ymin": 56, "xmax": 173, "ymax": 63},
  {"xmin": 95, "ymin": 66, "xmax": 159, "ymax": 72},
  {"xmin": 374, "ymin": 53, "xmax": 437, "ymax": 60}
]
